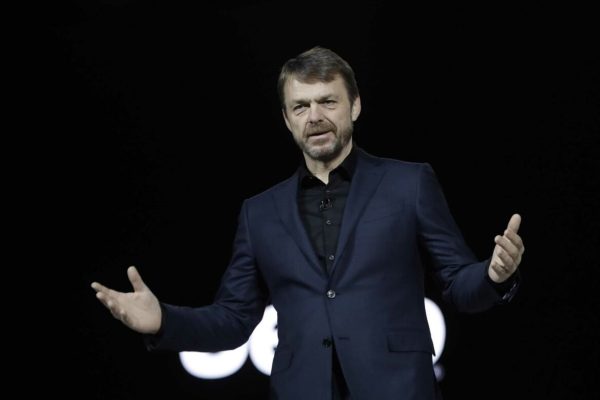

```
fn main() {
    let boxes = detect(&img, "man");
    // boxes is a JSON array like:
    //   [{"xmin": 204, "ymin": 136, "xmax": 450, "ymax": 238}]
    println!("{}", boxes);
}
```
[{"xmin": 92, "ymin": 46, "xmax": 524, "ymax": 400}]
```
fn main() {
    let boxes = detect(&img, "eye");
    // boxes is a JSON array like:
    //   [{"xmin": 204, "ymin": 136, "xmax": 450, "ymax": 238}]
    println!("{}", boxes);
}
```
[
  {"xmin": 323, "ymin": 100, "xmax": 337, "ymax": 107},
  {"xmin": 293, "ymin": 105, "xmax": 306, "ymax": 114}
]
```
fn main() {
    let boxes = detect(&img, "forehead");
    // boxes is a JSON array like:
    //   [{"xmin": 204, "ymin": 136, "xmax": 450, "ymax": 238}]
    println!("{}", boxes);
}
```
[{"xmin": 284, "ymin": 75, "xmax": 348, "ymax": 104}]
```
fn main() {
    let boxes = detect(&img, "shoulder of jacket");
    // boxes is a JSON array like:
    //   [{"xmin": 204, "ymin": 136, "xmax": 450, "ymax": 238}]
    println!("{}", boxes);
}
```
[
  {"xmin": 358, "ymin": 148, "xmax": 430, "ymax": 174},
  {"xmin": 242, "ymin": 174, "xmax": 295, "ymax": 205}
]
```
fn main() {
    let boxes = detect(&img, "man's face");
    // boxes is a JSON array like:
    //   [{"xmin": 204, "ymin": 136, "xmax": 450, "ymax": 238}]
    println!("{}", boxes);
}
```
[{"xmin": 282, "ymin": 75, "xmax": 361, "ymax": 162}]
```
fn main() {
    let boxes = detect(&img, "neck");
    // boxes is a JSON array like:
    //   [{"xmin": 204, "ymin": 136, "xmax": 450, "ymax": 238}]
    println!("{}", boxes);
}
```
[{"xmin": 304, "ymin": 140, "xmax": 353, "ymax": 184}]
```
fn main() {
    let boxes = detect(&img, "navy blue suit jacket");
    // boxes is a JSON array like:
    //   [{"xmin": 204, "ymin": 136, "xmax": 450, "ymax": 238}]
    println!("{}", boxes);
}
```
[{"xmin": 149, "ymin": 148, "xmax": 513, "ymax": 399}]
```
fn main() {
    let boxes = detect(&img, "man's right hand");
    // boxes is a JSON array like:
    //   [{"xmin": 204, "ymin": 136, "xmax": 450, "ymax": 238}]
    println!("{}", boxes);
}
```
[{"xmin": 91, "ymin": 266, "xmax": 162, "ymax": 334}]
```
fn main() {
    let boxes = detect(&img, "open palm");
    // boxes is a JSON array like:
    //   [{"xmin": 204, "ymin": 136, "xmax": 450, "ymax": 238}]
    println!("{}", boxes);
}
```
[{"xmin": 91, "ymin": 266, "xmax": 162, "ymax": 334}]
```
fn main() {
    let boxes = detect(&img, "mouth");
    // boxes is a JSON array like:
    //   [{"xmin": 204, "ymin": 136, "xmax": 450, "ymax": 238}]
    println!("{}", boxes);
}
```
[{"xmin": 307, "ymin": 130, "xmax": 332, "ymax": 139}]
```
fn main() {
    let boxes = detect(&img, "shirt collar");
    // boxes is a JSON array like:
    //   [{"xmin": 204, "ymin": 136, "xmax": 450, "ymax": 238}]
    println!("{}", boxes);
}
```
[{"xmin": 298, "ymin": 144, "xmax": 358, "ymax": 188}]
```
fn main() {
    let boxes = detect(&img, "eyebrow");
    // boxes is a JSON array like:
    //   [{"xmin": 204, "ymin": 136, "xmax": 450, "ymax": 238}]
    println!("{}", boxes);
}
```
[{"xmin": 289, "ymin": 94, "xmax": 339, "ymax": 106}]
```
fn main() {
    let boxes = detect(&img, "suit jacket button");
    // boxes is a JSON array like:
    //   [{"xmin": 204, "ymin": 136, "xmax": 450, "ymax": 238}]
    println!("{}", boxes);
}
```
[
  {"xmin": 326, "ymin": 290, "xmax": 336, "ymax": 299},
  {"xmin": 322, "ymin": 338, "xmax": 333, "ymax": 348}
]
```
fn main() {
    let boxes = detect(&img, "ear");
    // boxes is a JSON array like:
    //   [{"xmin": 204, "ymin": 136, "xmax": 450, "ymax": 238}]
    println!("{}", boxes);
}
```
[
  {"xmin": 351, "ymin": 96, "xmax": 361, "ymax": 122},
  {"xmin": 282, "ymin": 108, "xmax": 292, "ymax": 132}
]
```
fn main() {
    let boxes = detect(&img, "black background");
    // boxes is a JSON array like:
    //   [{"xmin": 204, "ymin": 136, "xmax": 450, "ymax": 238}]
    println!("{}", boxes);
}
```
[{"xmin": 43, "ymin": 1, "xmax": 598, "ymax": 399}]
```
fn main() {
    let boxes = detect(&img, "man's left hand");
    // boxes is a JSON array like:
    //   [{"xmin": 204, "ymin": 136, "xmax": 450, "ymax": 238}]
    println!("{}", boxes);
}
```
[{"xmin": 488, "ymin": 214, "xmax": 525, "ymax": 283}]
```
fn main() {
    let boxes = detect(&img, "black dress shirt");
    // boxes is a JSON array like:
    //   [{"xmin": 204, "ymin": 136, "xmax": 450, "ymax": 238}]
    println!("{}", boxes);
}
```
[
  {"xmin": 298, "ymin": 147, "xmax": 357, "ymax": 275},
  {"xmin": 297, "ymin": 147, "xmax": 357, "ymax": 399}
]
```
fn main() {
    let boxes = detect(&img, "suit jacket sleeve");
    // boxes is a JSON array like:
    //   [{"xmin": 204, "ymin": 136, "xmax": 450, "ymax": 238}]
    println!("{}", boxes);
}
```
[
  {"xmin": 145, "ymin": 200, "xmax": 268, "ymax": 352},
  {"xmin": 416, "ymin": 163, "xmax": 513, "ymax": 312}
]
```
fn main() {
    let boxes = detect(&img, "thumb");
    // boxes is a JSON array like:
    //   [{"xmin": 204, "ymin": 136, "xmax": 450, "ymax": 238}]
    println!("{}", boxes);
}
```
[
  {"xmin": 507, "ymin": 213, "xmax": 522, "ymax": 234},
  {"xmin": 127, "ymin": 266, "xmax": 147, "ymax": 292}
]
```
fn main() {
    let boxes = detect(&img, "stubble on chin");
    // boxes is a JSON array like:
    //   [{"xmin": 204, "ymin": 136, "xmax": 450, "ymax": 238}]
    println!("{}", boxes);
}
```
[
  {"xmin": 304, "ymin": 140, "xmax": 341, "ymax": 162},
  {"xmin": 296, "ymin": 120, "xmax": 353, "ymax": 163}
]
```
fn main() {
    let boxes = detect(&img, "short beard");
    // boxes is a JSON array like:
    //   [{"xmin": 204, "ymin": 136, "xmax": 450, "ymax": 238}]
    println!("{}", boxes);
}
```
[{"xmin": 299, "ymin": 125, "xmax": 352, "ymax": 163}]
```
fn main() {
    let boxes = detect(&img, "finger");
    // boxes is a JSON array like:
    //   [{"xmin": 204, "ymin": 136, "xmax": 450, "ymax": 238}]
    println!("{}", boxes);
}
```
[
  {"xmin": 507, "ymin": 214, "xmax": 521, "ymax": 234},
  {"xmin": 91, "ymin": 282, "xmax": 121, "ymax": 300},
  {"xmin": 96, "ymin": 292, "xmax": 131, "ymax": 325},
  {"xmin": 109, "ymin": 304, "xmax": 122, "ymax": 320},
  {"xmin": 96, "ymin": 291, "xmax": 115, "ymax": 312},
  {"xmin": 110, "ymin": 306, "xmax": 127, "ymax": 322},
  {"xmin": 490, "ymin": 262, "xmax": 510, "ymax": 277},
  {"xmin": 127, "ymin": 266, "xmax": 147, "ymax": 292},
  {"xmin": 120, "ymin": 309, "xmax": 129, "ymax": 324},
  {"xmin": 494, "ymin": 235, "xmax": 519, "ymax": 259},
  {"xmin": 490, "ymin": 245, "xmax": 506, "ymax": 270},
  {"xmin": 107, "ymin": 300, "xmax": 117, "ymax": 317},
  {"xmin": 106, "ymin": 299, "xmax": 125, "ymax": 318},
  {"xmin": 91, "ymin": 281, "xmax": 107, "ymax": 293},
  {"xmin": 495, "ymin": 246, "xmax": 516, "ymax": 273},
  {"xmin": 503, "ymin": 229, "xmax": 524, "ymax": 250}
]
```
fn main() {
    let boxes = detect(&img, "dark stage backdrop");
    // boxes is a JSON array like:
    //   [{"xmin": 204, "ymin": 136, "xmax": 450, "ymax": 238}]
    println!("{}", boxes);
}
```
[{"xmin": 45, "ymin": 2, "xmax": 598, "ymax": 399}]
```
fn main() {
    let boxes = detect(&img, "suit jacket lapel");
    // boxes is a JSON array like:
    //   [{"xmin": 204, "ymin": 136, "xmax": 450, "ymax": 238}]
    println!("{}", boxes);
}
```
[
  {"xmin": 331, "ymin": 149, "xmax": 385, "ymax": 274},
  {"xmin": 271, "ymin": 174, "xmax": 323, "ymax": 276},
  {"xmin": 271, "ymin": 148, "xmax": 385, "ymax": 278}
]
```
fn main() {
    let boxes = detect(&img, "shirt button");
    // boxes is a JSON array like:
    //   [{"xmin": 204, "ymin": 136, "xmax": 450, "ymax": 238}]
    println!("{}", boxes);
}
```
[
  {"xmin": 328, "ymin": 254, "xmax": 335, "ymax": 261},
  {"xmin": 326, "ymin": 290, "xmax": 336, "ymax": 299},
  {"xmin": 322, "ymin": 338, "xmax": 333, "ymax": 348},
  {"xmin": 326, "ymin": 219, "xmax": 332, "ymax": 225}
]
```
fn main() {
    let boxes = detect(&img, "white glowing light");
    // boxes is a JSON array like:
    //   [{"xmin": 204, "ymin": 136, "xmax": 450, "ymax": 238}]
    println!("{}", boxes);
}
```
[
  {"xmin": 424, "ymin": 297, "xmax": 446, "ymax": 364},
  {"xmin": 179, "ymin": 342, "xmax": 248, "ymax": 379},
  {"xmin": 248, "ymin": 305, "xmax": 279, "ymax": 375},
  {"xmin": 180, "ymin": 298, "xmax": 446, "ymax": 379}
]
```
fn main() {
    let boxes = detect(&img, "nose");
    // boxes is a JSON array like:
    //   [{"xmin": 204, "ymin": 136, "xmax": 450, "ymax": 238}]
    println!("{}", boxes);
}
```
[{"xmin": 307, "ymin": 103, "xmax": 323, "ymax": 123}]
